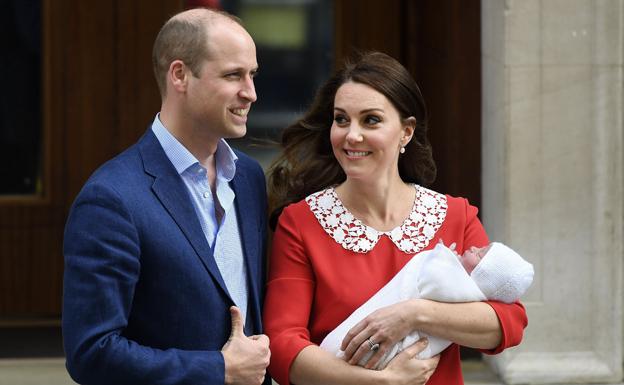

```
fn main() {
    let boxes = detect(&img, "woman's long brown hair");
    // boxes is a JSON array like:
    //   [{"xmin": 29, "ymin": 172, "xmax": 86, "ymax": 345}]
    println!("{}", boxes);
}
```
[{"xmin": 267, "ymin": 52, "xmax": 437, "ymax": 230}]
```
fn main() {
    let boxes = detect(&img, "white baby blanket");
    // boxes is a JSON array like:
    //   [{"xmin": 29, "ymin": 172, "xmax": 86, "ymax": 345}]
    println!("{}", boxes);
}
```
[{"xmin": 319, "ymin": 242, "xmax": 533, "ymax": 369}]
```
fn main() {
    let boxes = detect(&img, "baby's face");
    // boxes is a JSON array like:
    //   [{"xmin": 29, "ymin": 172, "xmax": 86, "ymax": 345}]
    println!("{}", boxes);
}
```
[{"xmin": 460, "ymin": 245, "xmax": 491, "ymax": 273}]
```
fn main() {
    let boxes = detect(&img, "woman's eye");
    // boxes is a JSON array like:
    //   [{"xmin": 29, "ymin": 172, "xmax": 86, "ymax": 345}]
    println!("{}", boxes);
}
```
[
  {"xmin": 364, "ymin": 115, "xmax": 381, "ymax": 125},
  {"xmin": 334, "ymin": 115, "xmax": 348, "ymax": 125}
]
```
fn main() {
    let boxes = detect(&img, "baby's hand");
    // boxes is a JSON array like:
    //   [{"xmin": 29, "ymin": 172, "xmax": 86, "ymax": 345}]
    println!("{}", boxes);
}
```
[
  {"xmin": 439, "ymin": 239, "xmax": 460, "ymax": 257},
  {"xmin": 437, "ymin": 238, "xmax": 456, "ymax": 249}
]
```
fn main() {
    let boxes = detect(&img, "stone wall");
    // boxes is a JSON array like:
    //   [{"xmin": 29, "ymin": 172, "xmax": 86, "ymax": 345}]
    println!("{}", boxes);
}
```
[{"xmin": 481, "ymin": 0, "xmax": 624, "ymax": 383}]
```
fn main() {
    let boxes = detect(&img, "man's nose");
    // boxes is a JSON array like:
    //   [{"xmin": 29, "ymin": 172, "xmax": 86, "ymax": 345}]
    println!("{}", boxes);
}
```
[{"xmin": 240, "ymin": 77, "xmax": 257, "ymax": 102}]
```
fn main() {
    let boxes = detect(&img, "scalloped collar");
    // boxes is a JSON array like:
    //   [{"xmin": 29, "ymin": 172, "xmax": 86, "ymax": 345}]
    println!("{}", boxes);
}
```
[{"xmin": 305, "ymin": 185, "xmax": 448, "ymax": 254}]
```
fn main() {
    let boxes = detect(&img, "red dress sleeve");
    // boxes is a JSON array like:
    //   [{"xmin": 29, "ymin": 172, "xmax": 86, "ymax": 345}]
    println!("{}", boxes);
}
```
[
  {"xmin": 461, "ymin": 198, "xmax": 490, "ymax": 248},
  {"xmin": 263, "ymin": 206, "xmax": 315, "ymax": 385},
  {"xmin": 459, "ymin": 197, "xmax": 528, "ymax": 354},
  {"xmin": 480, "ymin": 301, "xmax": 528, "ymax": 354}
]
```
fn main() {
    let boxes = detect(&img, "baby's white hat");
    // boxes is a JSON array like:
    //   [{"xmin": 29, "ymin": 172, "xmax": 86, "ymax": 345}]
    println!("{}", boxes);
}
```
[{"xmin": 470, "ymin": 242, "xmax": 534, "ymax": 303}]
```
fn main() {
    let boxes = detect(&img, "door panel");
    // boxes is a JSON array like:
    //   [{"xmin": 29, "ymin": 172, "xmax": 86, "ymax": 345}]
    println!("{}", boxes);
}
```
[{"xmin": 0, "ymin": 0, "xmax": 182, "ymax": 319}]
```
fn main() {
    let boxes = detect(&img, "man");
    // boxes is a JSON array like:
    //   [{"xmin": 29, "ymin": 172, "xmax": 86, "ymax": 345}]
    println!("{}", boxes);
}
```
[{"xmin": 62, "ymin": 8, "xmax": 270, "ymax": 385}]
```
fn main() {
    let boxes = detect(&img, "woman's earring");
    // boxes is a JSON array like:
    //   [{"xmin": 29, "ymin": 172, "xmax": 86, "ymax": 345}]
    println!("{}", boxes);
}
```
[{"xmin": 400, "ymin": 147, "xmax": 406, "ymax": 154}]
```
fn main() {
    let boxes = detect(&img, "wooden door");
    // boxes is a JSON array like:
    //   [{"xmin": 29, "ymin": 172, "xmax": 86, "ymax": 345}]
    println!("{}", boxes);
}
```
[{"xmin": 0, "ymin": 0, "xmax": 182, "ymax": 320}]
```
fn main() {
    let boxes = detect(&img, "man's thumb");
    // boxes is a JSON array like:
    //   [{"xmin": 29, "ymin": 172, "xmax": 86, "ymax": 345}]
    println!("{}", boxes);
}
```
[{"xmin": 229, "ymin": 306, "xmax": 245, "ymax": 338}]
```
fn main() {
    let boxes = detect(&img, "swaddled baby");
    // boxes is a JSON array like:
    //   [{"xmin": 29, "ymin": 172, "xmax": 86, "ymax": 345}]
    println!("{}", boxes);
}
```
[{"xmin": 320, "ymin": 242, "xmax": 534, "ymax": 369}]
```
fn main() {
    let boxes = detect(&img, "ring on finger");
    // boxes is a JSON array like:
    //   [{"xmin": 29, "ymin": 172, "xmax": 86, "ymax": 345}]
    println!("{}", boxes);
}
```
[{"xmin": 366, "ymin": 337, "xmax": 380, "ymax": 352}]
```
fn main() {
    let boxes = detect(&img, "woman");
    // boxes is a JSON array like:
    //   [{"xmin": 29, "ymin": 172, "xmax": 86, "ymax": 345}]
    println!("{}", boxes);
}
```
[{"xmin": 263, "ymin": 51, "xmax": 527, "ymax": 385}]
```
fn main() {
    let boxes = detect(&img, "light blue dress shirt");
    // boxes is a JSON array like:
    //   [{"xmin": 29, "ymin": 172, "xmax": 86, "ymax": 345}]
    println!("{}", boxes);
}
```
[{"xmin": 151, "ymin": 115, "xmax": 249, "ymax": 323}]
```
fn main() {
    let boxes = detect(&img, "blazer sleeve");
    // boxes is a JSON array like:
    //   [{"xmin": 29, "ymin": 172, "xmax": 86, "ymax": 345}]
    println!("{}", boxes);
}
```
[
  {"xmin": 460, "ymin": 199, "xmax": 528, "ymax": 354},
  {"xmin": 263, "ymin": 207, "xmax": 316, "ymax": 385},
  {"xmin": 63, "ymin": 182, "xmax": 225, "ymax": 385}
]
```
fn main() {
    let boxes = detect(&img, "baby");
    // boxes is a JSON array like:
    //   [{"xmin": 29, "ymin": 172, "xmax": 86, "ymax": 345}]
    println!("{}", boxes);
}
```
[{"xmin": 320, "ymin": 241, "xmax": 534, "ymax": 370}]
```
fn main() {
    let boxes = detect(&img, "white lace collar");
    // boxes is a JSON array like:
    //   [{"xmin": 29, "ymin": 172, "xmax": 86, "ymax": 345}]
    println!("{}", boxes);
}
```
[{"xmin": 305, "ymin": 185, "xmax": 447, "ymax": 254}]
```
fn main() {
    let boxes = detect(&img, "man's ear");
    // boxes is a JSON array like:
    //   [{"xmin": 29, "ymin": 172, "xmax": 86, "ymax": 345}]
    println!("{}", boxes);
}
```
[{"xmin": 168, "ymin": 60, "xmax": 188, "ymax": 93}]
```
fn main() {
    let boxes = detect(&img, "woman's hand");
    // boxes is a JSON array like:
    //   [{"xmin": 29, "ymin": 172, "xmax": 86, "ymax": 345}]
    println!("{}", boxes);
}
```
[
  {"xmin": 382, "ymin": 338, "xmax": 439, "ymax": 385},
  {"xmin": 341, "ymin": 300, "xmax": 419, "ymax": 369}
]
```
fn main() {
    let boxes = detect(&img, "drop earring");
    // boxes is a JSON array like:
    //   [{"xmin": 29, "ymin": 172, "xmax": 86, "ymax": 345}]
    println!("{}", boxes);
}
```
[{"xmin": 400, "ymin": 147, "xmax": 406, "ymax": 154}]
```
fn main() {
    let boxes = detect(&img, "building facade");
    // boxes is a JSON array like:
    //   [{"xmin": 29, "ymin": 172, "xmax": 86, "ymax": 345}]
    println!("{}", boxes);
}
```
[{"xmin": 481, "ymin": 1, "xmax": 624, "ymax": 383}]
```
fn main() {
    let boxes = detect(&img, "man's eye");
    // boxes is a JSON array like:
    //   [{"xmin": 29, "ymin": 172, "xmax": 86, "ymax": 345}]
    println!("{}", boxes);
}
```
[{"xmin": 225, "ymin": 73, "xmax": 240, "ymax": 79}]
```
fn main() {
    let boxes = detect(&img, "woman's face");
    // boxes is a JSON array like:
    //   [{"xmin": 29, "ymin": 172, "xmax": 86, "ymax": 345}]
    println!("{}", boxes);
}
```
[{"xmin": 330, "ymin": 81, "xmax": 413, "ymax": 182}]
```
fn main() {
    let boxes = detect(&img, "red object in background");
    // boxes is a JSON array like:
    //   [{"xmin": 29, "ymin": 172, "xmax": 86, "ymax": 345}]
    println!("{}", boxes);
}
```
[{"xmin": 186, "ymin": 0, "xmax": 222, "ymax": 10}]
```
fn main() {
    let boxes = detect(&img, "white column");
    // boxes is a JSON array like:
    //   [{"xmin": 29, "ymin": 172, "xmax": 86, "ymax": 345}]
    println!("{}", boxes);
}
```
[{"xmin": 481, "ymin": 0, "xmax": 624, "ymax": 384}]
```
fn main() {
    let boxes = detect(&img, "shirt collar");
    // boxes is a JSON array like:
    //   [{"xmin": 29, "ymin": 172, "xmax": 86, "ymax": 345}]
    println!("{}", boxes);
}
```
[
  {"xmin": 214, "ymin": 139, "xmax": 238, "ymax": 182},
  {"xmin": 151, "ymin": 114, "xmax": 238, "ymax": 181}
]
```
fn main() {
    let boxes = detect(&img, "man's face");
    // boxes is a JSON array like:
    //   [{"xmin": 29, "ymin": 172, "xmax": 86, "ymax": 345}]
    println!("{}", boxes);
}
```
[{"xmin": 185, "ymin": 20, "xmax": 258, "ymax": 140}]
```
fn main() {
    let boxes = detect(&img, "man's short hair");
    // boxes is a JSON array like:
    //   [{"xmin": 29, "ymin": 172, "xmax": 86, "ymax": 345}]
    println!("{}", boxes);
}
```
[{"xmin": 151, "ymin": 9, "xmax": 242, "ymax": 98}]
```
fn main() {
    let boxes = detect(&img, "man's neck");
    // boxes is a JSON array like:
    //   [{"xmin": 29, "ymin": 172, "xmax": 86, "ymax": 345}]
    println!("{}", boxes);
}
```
[{"xmin": 159, "ymin": 107, "xmax": 219, "ymax": 168}]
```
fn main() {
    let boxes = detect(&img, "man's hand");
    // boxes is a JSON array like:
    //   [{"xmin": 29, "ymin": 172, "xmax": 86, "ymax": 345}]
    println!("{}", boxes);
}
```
[{"xmin": 222, "ymin": 306, "xmax": 270, "ymax": 385}]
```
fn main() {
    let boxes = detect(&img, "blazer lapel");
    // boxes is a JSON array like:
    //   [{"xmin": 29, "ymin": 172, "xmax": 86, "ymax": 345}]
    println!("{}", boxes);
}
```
[
  {"xmin": 138, "ymin": 130, "xmax": 232, "ymax": 301},
  {"xmin": 230, "ymin": 168, "xmax": 262, "ymax": 328}
]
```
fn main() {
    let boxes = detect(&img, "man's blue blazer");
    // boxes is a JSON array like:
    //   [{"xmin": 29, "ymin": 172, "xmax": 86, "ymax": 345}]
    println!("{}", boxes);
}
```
[{"xmin": 62, "ymin": 129, "xmax": 270, "ymax": 385}]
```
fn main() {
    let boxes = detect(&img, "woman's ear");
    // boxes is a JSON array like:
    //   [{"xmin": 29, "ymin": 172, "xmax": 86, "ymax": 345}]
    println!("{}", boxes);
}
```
[{"xmin": 402, "ymin": 116, "xmax": 417, "ymax": 144}]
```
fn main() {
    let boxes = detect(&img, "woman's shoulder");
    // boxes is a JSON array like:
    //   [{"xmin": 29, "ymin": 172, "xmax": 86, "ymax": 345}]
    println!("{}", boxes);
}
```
[
  {"xmin": 444, "ymin": 192, "xmax": 480, "ymax": 217},
  {"xmin": 420, "ymin": 187, "xmax": 487, "ymax": 248},
  {"xmin": 426, "ymin": 189, "xmax": 483, "ymax": 238},
  {"xmin": 414, "ymin": 185, "xmax": 483, "ymax": 232},
  {"xmin": 417, "ymin": 185, "xmax": 477, "ymax": 211},
  {"xmin": 445, "ymin": 193, "xmax": 473, "ymax": 210},
  {"xmin": 281, "ymin": 187, "xmax": 335, "ymax": 212},
  {"xmin": 273, "ymin": 188, "xmax": 334, "ymax": 240},
  {"xmin": 277, "ymin": 187, "xmax": 332, "ymax": 224}
]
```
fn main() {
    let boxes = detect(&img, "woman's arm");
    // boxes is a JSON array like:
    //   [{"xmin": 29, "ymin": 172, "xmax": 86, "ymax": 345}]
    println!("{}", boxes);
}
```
[
  {"xmin": 339, "ymin": 299, "xmax": 499, "ymax": 365},
  {"xmin": 290, "ymin": 341, "xmax": 438, "ymax": 385},
  {"xmin": 264, "ymin": 207, "xmax": 439, "ymax": 385},
  {"xmin": 408, "ymin": 299, "xmax": 502, "ymax": 348},
  {"xmin": 341, "ymin": 295, "xmax": 527, "ymax": 367}
]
